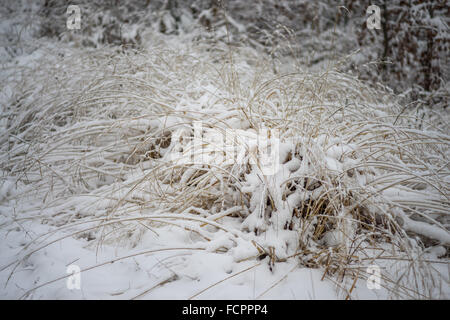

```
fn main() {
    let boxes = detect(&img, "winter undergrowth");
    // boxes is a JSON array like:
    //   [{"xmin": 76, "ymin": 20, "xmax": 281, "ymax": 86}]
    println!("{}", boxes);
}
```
[{"xmin": 0, "ymin": 32, "xmax": 449, "ymax": 299}]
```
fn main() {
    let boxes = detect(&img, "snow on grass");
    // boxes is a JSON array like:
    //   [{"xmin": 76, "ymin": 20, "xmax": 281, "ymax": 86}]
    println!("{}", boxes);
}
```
[{"xmin": 0, "ymin": 33, "xmax": 449, "ymax": 299}]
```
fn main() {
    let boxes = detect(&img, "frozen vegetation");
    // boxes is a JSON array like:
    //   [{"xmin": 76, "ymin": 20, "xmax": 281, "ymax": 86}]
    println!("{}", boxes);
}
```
[{"xmin": 0, "ymin": 0, "xmax": 448, "ymax": 299}]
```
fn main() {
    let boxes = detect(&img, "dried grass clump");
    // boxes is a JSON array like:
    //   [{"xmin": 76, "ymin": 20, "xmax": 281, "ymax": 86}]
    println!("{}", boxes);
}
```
[{"xmin": 1, "ymin": 37, "xmax": 448, "ymax": 299}]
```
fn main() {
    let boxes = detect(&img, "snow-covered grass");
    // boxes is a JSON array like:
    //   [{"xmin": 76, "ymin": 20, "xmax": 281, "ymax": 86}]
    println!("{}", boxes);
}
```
[{"xmin": 0, "ymin": 33, "xmax": 449, "ymax": 299}]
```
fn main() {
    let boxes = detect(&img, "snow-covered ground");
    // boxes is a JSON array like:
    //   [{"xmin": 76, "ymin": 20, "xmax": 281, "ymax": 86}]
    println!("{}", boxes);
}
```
[{"xmin": 0, "ymin": 219, "xmax": 391, "ymax": 300}]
